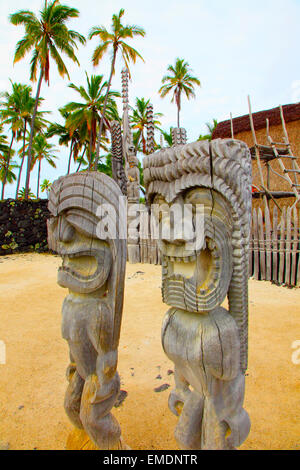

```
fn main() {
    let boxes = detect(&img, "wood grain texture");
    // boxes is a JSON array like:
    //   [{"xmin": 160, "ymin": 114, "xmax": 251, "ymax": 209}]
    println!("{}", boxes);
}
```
[
  {"xmin": 48, "ymin": 171, "xmax": 127, "ymax": 450},
  {"xmin": 144, "ymin": 138, "xmax": 252, "ymax": 449}
]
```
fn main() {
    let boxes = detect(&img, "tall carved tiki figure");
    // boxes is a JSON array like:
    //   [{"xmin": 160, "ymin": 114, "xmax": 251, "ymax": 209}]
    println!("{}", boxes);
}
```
[
  {"xmin": 144, "ymin": 138, "xmax": 252, "ymax": 450},
  {"xmin": 47, "ymin": 172, "xmax": 127, "ymax": 450}
]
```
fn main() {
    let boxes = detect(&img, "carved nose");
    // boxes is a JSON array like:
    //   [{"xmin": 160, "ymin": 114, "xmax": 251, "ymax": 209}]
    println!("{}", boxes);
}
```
[{"xmin": 57, "ymin": 217, "xmax": 75, "ymax": 243}]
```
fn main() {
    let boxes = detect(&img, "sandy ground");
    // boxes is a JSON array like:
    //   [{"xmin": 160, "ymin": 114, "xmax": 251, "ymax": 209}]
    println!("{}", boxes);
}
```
[{"xmin": 0, "ymin": 253, "xmax": 299, "ymax": 450}]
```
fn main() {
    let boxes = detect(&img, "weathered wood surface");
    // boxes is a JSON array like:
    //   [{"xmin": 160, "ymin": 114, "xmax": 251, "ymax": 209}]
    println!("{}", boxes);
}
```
[
  {"xmin": 48, "ymin": 171, "xmax": 128, "ymax": 450},
  {"xmin": 127, "ymin": 202, "xmax": 300, "ymax": 287},
  {"xmin": 143, "ymin": 139, "xmax": 252, "ymax": 450},
  {"xmin": 248, "ymin": 205, "xmax": 299, "ymax": 286}
]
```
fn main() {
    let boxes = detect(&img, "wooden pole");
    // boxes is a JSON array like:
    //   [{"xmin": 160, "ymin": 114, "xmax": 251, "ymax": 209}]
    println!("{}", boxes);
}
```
[
  {"xmin": 230, "ymin": 113, "xmax": 234, "ymax": 139},
  {"xmin": 247, "ymin": 95, "xmax": 268, "ymax": 207}
]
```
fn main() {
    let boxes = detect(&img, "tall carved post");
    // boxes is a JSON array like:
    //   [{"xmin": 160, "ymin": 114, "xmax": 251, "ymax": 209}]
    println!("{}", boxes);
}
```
[
  {"xmin": 146, "ymin": 103, "xmax": 155, "ymax": 155},
  {"xmin": 171, "ymin": 127, "xmax": 187, "ymax": 146},
  {"xmin": 143, "ymin": 139, "xmax": 252, "ymax": 450},
  {"xmin": 122, "ymin": 68, "xmax": 140, "ymax": 263},
  {"xmin": 47, "ymin": 172, "xmax": 128, "ymax": 450},
  {"xmin": 111, "ymin": 120, "xmax": 127, "ymax": 196}
]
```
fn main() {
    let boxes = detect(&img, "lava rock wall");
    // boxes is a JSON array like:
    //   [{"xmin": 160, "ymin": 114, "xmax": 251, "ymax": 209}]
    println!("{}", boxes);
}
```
[{"xmin": 0, "ymin": 199, "xmax": 50, "ymax": 256}]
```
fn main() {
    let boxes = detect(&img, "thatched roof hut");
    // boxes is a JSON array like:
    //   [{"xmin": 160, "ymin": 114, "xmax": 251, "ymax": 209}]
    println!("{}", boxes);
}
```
[{"xmin": 212, "ymin": 103, "xmax": 300, "ymax": 210}]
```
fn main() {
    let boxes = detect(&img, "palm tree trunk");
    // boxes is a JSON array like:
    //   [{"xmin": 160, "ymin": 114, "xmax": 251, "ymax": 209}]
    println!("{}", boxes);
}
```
[
  {"xmin": 177, "ymin": 91, "xmax": 181, "ymax": 128},
  {"xmin": 67, "ymin": 139, "xmax": 74, "ymax": 175},
  {"xmin": 37, "ymin": 160, "xmax": 41, "ymax": 199},
  {"xmin": 89, "ymin": 132, "xmax": 93, "ymax": 170},
  {"xmin": 25, "ymin": 69, "xmax": 43, "ymax": 200},
  {"xmin": 94, "ymin": 48, "xmax": 117, "ymax": 169},
  {"xmin": 76, "ymin": 146, "xmax": 86, "ymax": 172},
  {"xmin": 1, "ymin": 132, "xmax": 14, "ymax": 200},
  {"xmin": 16, "ymin": 120, "xmax": 27, "ymax": 198}
]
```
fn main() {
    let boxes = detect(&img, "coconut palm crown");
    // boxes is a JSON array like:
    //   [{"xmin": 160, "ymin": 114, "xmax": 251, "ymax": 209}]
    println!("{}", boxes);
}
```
[
  {"xmin": 89, "ymin": 8, "xmax": 145, "ymax": 167},
  {"xmin": 159, "ymin": 58, "xmax": 201, "ymax": 128},
  {"xmin": 9, "ymin": 0, "xmax": 85, "ymax": 198}
]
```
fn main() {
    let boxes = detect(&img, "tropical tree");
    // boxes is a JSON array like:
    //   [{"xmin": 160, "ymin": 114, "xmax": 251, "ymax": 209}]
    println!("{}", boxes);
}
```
[
  {"xmin": 89, "ymin": 8, "xmax": 145, "ymax": 167},
  {"xmin": 130, "ymin": 97, "xmax": 162, "ymax": 153},
  {"xmin": 159, "ymin": 58, "xmax": 201, "ymax": 128},
  {"xmin": 160, "ymin": 127, "xmax": 173, "ymax": 147},
  {"xmin": 17, "ymin": 187, "xmax": 36, "ymax": 199},
  {"xmin": 0, "ymin": 155, "xmax": 18, "ymax": 200},
  {"xmin": 13, "ymin": 90, "xmax": 50, "ymax": 199},
  {"xmin": 0, "ymin": 126, "xmax": 17, "ymax": 199},
  {"xmin": 47, "ymin": 109, "xmax": 81, "ymax": 174},
  {"xmin": 10, "ymin": 0, "xmax": 85, "ymax": 198},
  {"xmin": 30, "ymin": 134, "xmax": 57, "ymax": 198},
  {"xmin": 40, "ymin": 178, "xmax": 52, "ymax": 197},
  {"xmin": 198, "ymin": 119, "xmax": 218, "ymax": 141},
  {"xmin": 0, "ymin": 82, "xmax": 28, "ymax": 197},
  {"xmin": 62, "ymin": 73, "xmax": 120, "ymax": 169}
]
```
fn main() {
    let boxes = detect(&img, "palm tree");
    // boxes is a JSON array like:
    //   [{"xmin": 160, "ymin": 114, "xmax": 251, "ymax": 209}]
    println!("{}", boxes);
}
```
[
  {"xmin": 0, "ymin": 82, "xmax": 27, "ymax": 197},
  {"xmin": 14, "ymin": 89, "xmax": 49, "ymax": 198},
  {"xmin": 30, "ymin": 134, "xmax": 57, "ymax": 198},
  {"xmin": 40, "ymin": 178, "xmax": 52, "ymax": 197},
  {"xmin": 62, "ymin": 73, "xmax": 120, "ymax": 170},
  {"xmin": 160, "ymin": 127, "xmax": 173, "ymax": 147},
  {"xmin": 130, "ymin": 97, "xmax": 162, "ymax": 153},
  {"xmin": 0, "ymin": 155, "xmax": 18, "ymax": 200},
  {"xmin": 17, "ymin": 187, "xmax": 36, "ymax": 199},
  {"xmin": 159, "ymin": 58, "xmax": 201, "ymax": 128},
  {"xmin": 0, "ymin": 126, "xmax": 16, "ymax": 199},
  {"xmin": 198, "ymin": 119, "xmax": 218, "ymax": 141},
  {"xmin": 10, "ymin": 0, "xmax": 85, "ymax": 198},
  {"xmin": 47, "ymin": 109, "xmax": 81, "ymax": 174},
  {"xmin": 89, "ymin": 8, "xmax": 145, "ymax": 167}
]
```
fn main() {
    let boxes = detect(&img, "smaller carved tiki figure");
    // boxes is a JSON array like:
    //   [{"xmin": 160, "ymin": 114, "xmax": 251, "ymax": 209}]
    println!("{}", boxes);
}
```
[
  {"xmin": 143, "ymin": 139, "xmax": 252, "ymax": 450},
  {"xmin": 126, "ymin": 148, "xmax": 140, "ymax": 203},
  {"xmin": 47, "ymin": 172, "xmax": 127, "ymax": 450}
]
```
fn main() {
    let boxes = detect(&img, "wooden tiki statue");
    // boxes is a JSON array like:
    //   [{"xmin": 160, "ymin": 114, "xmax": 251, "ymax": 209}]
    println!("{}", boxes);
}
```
[
  {"xmin": 47, "ymin": 172, "xmax": 127, "ymax": 450},
  {"xmin": 143, "ymin": 139, "xmax": 252, "ymax": 450}
]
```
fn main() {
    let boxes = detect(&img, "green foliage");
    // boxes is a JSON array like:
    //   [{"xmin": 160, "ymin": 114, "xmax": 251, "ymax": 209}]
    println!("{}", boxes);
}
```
[
  {"xmin": 89, "ymin": 8, "xmax": 146, "ymax": 166},
  {"xmin": 62, "ymin": 73, "xmax": 120, "ymax": 169},
  {"xmin": 198, "ymin": 119, "xmax": 218, "ymax": 141},
  {"xmin": 17, "ymin": 186, "xmax": 36, "ymax": 199},
  {"xmin": 130, "ymin": 97, "xmax": 162, "ymax": 153},
  {"xmin": 89, "ymin": 9, "xmax": 145, "ymax": 71},
  {"xmin": 159, "ymin": 58, "xmax": 201, "ymax": 127},
  {"xmin": 10, "ymin": 1, "xmax": 85, "ymax": 83}
]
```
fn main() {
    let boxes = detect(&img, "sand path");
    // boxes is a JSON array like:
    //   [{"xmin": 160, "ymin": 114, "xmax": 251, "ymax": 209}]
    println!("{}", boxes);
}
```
[{"xmin": 0, "ymin": 253, "xmax": 299, "ymax": 450}]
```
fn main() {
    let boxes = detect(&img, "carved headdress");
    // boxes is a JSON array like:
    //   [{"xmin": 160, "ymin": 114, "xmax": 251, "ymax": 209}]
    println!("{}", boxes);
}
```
[
  {"xmin": 48, "ymin": 171, "xmax": 127, "ymax": 348},
  {"xmin": 143, "ymin": 138, "xmax": 252, "ymax": 372}
]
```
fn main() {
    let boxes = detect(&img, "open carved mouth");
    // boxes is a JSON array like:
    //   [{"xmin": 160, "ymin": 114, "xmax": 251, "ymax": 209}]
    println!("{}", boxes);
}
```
[
  {"xmin": 59, "ymin": 251, "xmax": 99, "ymax": 281},
  {"xmin": 165, "ymin": 238, "xmax": 220, "ymax": 287},
  {"xmin": 57, "ymin": 247, "xmax": 112, "ymax": 294},
  {"xmin": 162, "ymin": 237, "xmax": 229, "ymax": 312}
]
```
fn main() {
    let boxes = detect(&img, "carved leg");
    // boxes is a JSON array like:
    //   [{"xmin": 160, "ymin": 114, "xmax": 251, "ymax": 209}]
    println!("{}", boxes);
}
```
[
  {"xmin": 174, "ymin": 390, "xmax": 205, "ymax": 450},
  {"xmin": 162, "ymin": 307, "xmax": 250, "ymax": 450},
  {"xmin": 64, "ymin": 360, "xmax": 84, "ymax": 429},
  {"xmin": 168, "ymin": 366, "xmax": 191, "ymax": 416},
  {"xmin": 79, "ymin": 355, "xmax": 123, "ymax": 450}
]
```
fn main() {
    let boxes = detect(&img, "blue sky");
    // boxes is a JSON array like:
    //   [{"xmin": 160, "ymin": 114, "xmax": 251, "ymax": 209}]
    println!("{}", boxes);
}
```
[{"xmin": 1, "ymin": 0, "xmax": 300, "ymax": 197}]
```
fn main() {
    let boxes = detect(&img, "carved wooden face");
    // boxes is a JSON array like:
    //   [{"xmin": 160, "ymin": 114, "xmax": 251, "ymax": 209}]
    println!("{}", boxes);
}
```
[
  {"xmin": 153, "ymin": 187, "xmax": 233, "ymax": 313},
  {"xmin": 48, "ymin": 213, "xmax": 112, "ymax": 295}
]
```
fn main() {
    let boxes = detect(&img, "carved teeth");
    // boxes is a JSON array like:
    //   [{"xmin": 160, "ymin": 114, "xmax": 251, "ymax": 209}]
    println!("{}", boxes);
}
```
[{"xmin": 167, "ymin": 254, "xmax": 196, "ymax": 263}]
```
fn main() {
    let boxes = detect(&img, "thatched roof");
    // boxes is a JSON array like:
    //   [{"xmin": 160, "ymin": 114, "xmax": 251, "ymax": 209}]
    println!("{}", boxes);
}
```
[{"xmin": 212, "ymin": 102, "xmax": 300, "ymax": 139}]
